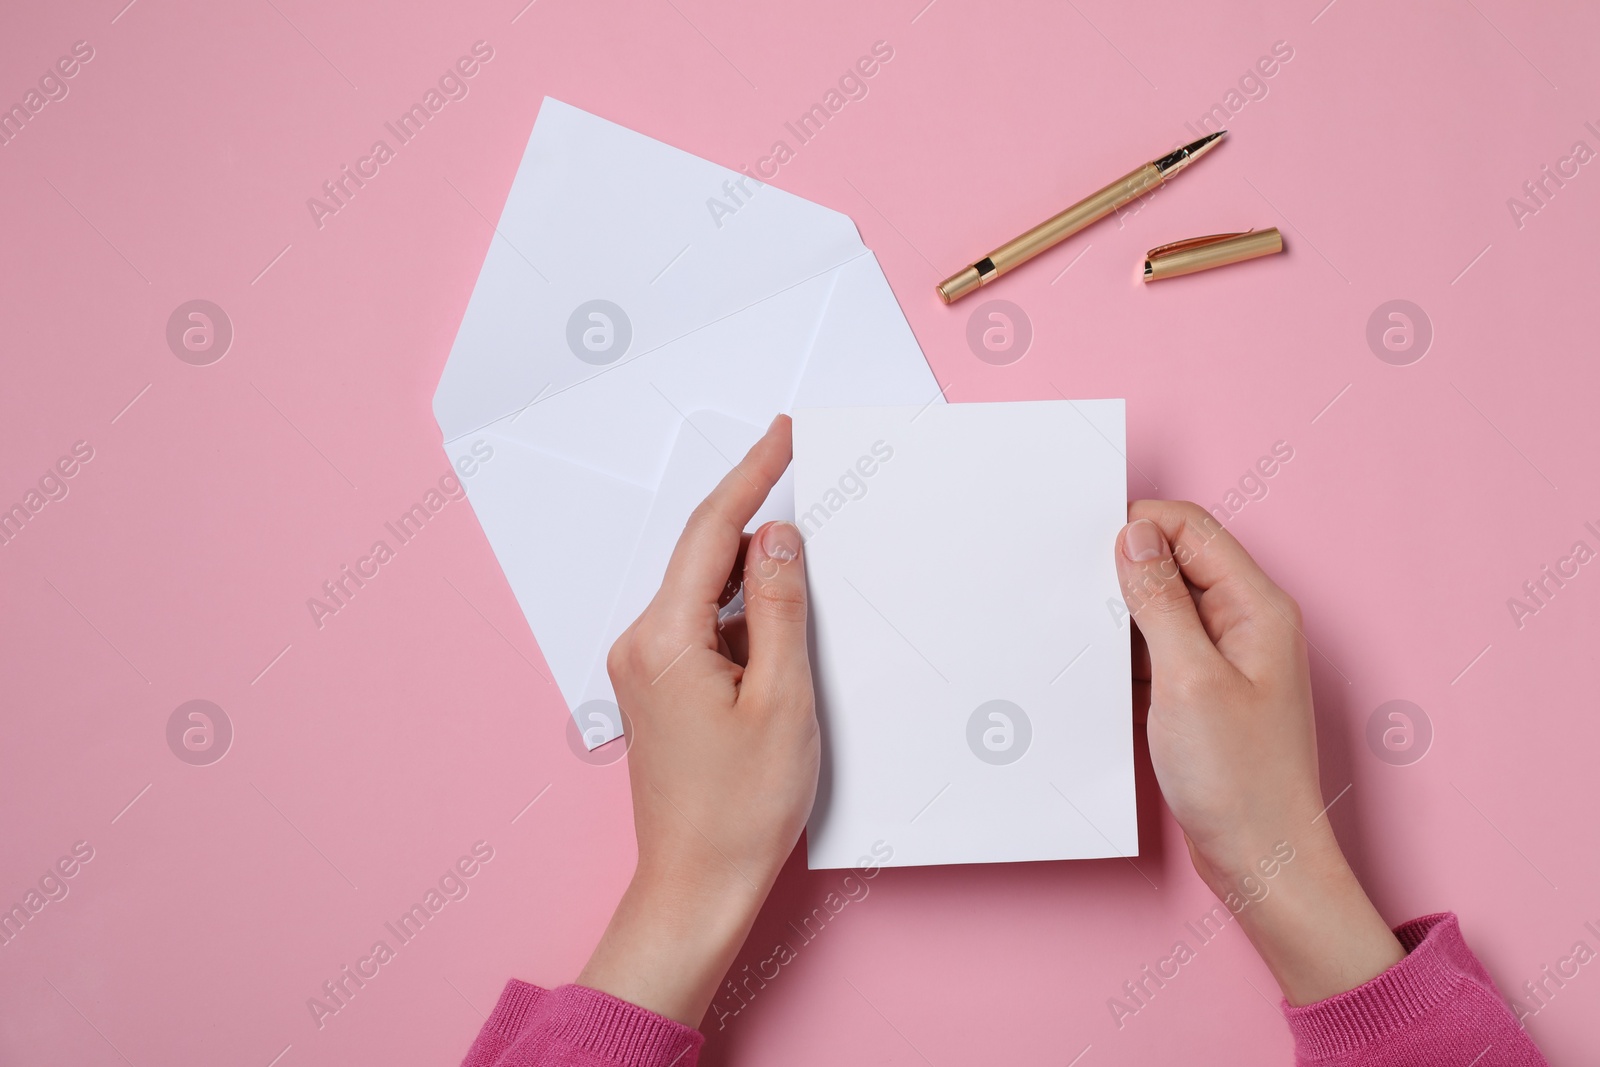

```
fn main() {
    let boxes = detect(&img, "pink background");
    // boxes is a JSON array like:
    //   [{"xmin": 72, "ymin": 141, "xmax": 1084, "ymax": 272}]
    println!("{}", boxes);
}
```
[{"xmin": 2, "ymin": 0, "xmax": 1597, "ymax": 1063}]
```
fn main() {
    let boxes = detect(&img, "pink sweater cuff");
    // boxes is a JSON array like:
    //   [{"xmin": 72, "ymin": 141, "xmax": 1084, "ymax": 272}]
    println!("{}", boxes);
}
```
[
  {"xmin": 472, "ymin": 980, "xmax": 704, "ymax": 1067},
  {"xmin": 1283, "ymin": 913, "xmax": 1545, "ymax": 1066},
  {"xmin": 478, "ymin": 979, "xmax": 549, "ymax": 1041}
]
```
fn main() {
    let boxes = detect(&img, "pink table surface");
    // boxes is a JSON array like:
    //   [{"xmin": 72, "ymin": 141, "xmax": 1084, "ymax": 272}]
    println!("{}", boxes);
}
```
[{"xmin": 3, "ymin": 1, "xmax": 1597, "ymax": 1064}]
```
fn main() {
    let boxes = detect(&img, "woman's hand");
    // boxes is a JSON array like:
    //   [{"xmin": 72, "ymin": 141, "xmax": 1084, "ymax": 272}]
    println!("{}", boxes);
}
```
[
  {"xmin": 1115, "ymin": 500, "xmax": 1405, "ymax": 1006},
  {"xmin": 578, "ymin": 415, "xmax": 819, "ymax": 1026}
]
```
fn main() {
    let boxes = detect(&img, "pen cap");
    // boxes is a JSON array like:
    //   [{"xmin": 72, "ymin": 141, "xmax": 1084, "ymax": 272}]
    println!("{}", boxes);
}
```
[{"xmin": 1143, "ymin": 227, "xmax": 1283, "ymax": 282}]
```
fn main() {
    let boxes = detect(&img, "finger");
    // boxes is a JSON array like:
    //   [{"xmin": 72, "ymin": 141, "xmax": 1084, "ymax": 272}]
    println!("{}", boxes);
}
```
[
  {"xmin": 654, "ymin": 416, "xmax": 793, "ymax": 628},
  {"xmin": 1115, "ymin": 517, "xmax": 1226, "ymax": 673},
  {"xmin": 1127, "ymin": 501, "xmax": 1305, "ymax": 679},
  {"xmin": 1127, "ymin": 500, "xmax": 1286, "ymax": 602},
  {"xmin": 738, "ymin": 520, "xmax": 811, "ymax": 700}
]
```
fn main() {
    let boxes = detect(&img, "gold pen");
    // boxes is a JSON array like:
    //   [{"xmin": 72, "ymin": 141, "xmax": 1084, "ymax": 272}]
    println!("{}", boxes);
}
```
[{"xmin": 936, "ymin": 130, "xmax": 1227, "ymax": 303}]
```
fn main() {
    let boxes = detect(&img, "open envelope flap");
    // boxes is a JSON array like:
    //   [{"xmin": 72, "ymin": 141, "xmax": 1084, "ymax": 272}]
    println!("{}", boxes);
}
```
[
  {"xmin": 489, "ymin": 265, "xmax": 839, "ymax": 491},
  {"xmin": 571, "ymin": 411, "xmax": 795, "ymax": 745},
  {"xmin": 786, "ymin": 252, "xmax": 941, "ymax": 411},
  {"xmin": 434, "ymin": 97, "xmax": 869, "ymax": 442}
]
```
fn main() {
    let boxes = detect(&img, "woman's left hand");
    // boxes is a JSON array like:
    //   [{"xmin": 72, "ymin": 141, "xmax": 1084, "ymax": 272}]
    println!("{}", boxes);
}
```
[{"xmin": 577, "ymin": 415, "xmax": 819, "ymax": 1027}]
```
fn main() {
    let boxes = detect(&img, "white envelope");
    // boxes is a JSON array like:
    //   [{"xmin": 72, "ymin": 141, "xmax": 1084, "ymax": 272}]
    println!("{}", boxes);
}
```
[
  {"xmin": 433, "ymin": 99, "xmax": 941, "ymax": 745},
  {"xmin": 795, "ymin": 400, "xmax": 1135, "ymax": 868}
]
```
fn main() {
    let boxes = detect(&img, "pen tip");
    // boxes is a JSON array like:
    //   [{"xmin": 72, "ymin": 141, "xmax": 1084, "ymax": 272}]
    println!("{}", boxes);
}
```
[{"xmin": 1154, "ymin": 130, "xmax": 1226, "ymax": 176}]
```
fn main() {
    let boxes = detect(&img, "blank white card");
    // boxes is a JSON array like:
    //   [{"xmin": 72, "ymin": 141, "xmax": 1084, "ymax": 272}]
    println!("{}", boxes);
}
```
[{"xmin": 795, "ymin": 400, "xmax": 1135, "ymax": 869}]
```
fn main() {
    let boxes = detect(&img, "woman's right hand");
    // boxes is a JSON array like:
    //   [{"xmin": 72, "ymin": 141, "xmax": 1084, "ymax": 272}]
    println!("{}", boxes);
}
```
[{"xmin": 1114, "ymin": 501, "xmax": 1405, "ymax": 1006}]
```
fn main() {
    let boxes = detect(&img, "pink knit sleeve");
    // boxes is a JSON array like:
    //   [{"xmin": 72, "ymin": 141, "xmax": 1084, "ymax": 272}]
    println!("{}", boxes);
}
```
[
  {"xmin": 458, "ymin": 912, "xmax": 1545, "ymax": 1066},
  {"xmin": 1284, "ymin": 913, "xmax": 1547, "ymax": 1067},
  {"xmin": 459, "ymin": 981, "xmax": 703, "ymax": 1067}
]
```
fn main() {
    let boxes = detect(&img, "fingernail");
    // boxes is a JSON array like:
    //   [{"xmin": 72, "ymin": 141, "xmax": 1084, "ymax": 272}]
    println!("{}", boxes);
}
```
[
  {"xmin": 762, "ymin": 521, "xmax": 800, "ymax": 562},
  {"xmin": 1123, "ymin": 519, "xmax": 1168, "ymax": 562}
]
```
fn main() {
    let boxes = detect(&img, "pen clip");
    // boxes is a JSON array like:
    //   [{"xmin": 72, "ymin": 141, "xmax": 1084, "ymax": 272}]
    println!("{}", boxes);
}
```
[{"xmin": 1145, "ymin": 229, "xmax": 1256, "ymax": 259}]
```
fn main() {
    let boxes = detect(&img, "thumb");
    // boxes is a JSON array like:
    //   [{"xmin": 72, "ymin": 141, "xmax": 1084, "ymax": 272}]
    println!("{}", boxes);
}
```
[
  {"xmin": 1115, "ymin": 518, "xmax": 1218, "ymax": 670},
  {"xmin": 739, "ymin": 520, "xmax": 811, "ymax": 696}
]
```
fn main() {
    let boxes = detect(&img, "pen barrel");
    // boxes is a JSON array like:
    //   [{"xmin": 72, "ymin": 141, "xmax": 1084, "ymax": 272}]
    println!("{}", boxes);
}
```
[{"xmin": 988, "ymin": 162, "xmax": 1161, "ymax": 274}]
